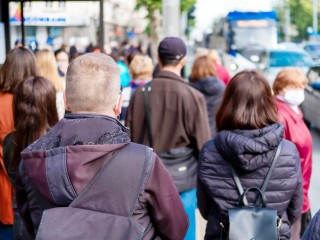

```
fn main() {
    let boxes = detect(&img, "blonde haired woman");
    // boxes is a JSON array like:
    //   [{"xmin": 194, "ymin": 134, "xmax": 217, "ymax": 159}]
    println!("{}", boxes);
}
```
[
  {"xmin": 36, "ymin": 49, "xmax": 65, "ymax": 119},
  {"xmin": 129, "ymin": 55, "xmax": 153, "ymax": 86},
  {"xmin": 121, "ymin": 55, "xmax": 153, "ymax": 122}
]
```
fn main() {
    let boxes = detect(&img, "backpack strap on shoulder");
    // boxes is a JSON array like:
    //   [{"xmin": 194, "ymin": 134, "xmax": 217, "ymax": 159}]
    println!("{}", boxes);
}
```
[
  {"xmin": 230, "ymin": 141, "xmax": 283, "ymax": 207},
  {"xmin": 230, "ymin": 167, "xmax": 249, "ymax": 206},
  {"xmin": 255, "ymin": 141, "xmax": 283, "ymax": 206}
]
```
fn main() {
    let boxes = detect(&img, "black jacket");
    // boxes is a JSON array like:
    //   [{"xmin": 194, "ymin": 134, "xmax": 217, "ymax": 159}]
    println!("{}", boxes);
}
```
[
  {"xmin": 197, "ymin": 123, "xmax": 303, "ymax": 239},
  {"xmin": 190, "ymin": 76, "xmax": 224, "ymax": 137}
]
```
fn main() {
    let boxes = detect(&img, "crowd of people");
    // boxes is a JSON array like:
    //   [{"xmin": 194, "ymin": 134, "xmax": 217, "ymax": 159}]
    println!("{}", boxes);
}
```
[{"xmin": 0, "ymin": 36, "xmax": 317, "ymax": 240}]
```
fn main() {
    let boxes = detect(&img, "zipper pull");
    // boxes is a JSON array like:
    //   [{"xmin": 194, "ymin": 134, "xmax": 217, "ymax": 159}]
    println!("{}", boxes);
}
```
[{"xmin": 220, "ymin": 222, "xmax": 225, "ymax": 228}]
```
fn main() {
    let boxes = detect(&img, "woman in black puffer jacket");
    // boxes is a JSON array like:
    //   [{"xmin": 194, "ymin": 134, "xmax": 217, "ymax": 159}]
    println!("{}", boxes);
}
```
[
  {"xmin": 197, "ymin": 70, "xmax": 303, "ymax": 240},
  {"xmin": 189, "ymin": 55, "xmax": 225, "ymax": 138}
]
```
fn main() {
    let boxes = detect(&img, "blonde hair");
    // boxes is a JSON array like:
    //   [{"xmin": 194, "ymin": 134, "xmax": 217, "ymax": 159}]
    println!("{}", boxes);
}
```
[
  {"xmin": 194, "ymin": 48, "xmax": 222, "ymax": 65},
  {"xmin": 273, "ymin": 67, "xmax": 308, "ymax": 95},
  {"xmin": 190, "ymin": 56, "xmax": 217, "ymax": 81},
  {"xmin": 129, "ymin": 55, "xmax": 153, "ymax": 80},
  {"xmin": 207, "ymin": 49, "xmax": 222, "ymax": 65},
  {"xmin": 66, "ymin": 53, "xmax": 120, "ymax": 113},
  {"xmin": 36, "ymin": 49, "xmax": 63, "ymax": 92}
]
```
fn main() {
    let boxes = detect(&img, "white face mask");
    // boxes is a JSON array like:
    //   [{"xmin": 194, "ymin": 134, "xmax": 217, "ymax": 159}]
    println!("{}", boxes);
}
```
[{"xmin": 284, "ymin": 89, "xmax": 305, "ymax": 106}]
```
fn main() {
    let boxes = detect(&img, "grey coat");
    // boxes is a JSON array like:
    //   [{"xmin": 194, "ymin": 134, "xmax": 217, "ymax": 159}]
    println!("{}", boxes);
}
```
[{"xmin": 197, "ymin": 123, "xmax": 303, "ymax": 240}]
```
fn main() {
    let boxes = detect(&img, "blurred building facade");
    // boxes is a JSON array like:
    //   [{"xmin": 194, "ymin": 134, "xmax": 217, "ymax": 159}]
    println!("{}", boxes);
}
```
[{"xmin": 9, "ymin": 0, "xmax": 148, "ymax": 51}]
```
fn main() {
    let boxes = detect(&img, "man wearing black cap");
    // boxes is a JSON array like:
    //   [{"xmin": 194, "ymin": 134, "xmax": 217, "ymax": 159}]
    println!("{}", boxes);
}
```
[{"xmin": 126, "ymin": 37, "xmax": 211, "ymax": 240}]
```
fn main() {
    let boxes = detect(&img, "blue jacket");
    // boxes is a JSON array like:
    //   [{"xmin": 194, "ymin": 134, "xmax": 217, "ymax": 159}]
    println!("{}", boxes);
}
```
[{"xmin": 302, "ymin": 209, "xmax": 320, "ymax": 240}]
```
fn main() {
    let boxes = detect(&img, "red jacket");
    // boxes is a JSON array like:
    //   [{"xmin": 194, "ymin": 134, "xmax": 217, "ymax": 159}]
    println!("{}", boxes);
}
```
[
  {"xmin": 276, "ymin": 98, "xmax": 312, "ymax": 213},
  {"xmin": 0, "ymin": 92, "xmax": 14, "ymax": 225}
]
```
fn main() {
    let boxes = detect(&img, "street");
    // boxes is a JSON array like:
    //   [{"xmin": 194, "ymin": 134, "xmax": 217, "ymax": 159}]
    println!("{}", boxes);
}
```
[{"xmin": 310, "ymin": 128, "xmax": 320, "ymax": 216}]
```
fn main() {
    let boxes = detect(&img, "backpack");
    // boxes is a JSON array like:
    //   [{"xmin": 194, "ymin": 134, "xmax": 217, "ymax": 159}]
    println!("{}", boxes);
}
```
[
  {"xmin": 225, "ymin": 141, "xmax": 283, "ymax": 240},
  {"xmin": 36, "ymin": 143, "xmax": 149, "ymax": 240}
]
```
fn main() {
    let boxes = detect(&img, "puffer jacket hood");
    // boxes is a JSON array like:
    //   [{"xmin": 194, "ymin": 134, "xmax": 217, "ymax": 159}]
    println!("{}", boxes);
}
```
[
  {"xmin": 215, "ymin": 123, "xmax": 283, "ymax": 172},
  {"xmin": 190, "ymin": 76, "xmax": 223, "ymax": 96}
]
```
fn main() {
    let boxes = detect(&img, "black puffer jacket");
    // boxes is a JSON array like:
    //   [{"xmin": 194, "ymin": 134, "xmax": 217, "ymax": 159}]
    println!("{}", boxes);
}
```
[
  {"xmin": 197, "ymin": 123, "xmax": 303, "ymax": 240},
  {"xmin": 190, "ymin": 76, "xmax": 224, "ymax": 137}
]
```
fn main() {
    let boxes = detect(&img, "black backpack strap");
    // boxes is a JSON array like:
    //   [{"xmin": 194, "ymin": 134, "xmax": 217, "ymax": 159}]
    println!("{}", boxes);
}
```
[
  {"xmin": 256, "ymin": 141, "xmax": 283, "ymax": 206},
  {"xmin": 230, "ymin": 141, "xmax": 283, "ymax": 207},
  {"xmin": 142, "ymin": 82, "xmax": 153, "ymax": 148},
  {"xmin": 70, "ymin": 143, "xmax": 149, "ymax": 217}
]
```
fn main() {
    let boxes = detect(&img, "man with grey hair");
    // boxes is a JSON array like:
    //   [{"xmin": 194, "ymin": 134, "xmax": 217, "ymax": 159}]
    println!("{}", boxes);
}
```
[{"xmin": 16, "ymin": 53, "xmax": 188, "ymax": 239}]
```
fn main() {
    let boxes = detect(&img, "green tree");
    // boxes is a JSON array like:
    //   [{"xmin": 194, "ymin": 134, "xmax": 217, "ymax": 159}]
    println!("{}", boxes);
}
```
[
  {"xmin": 136, "ymin": 0, "xmax": 196, "ymax": 17},
  {"xmin": 290, "ymin": 0, "xmax": 313, "ymax": 40},
  {"xmin": 276, "ymin": 0, "xmax": 316, "ymax": 40}
]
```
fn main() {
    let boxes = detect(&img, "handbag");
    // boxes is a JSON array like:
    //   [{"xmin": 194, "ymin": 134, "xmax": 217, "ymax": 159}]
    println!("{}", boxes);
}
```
[
  {"xmin": 227, "ymin": 141, "xmax": 283, "ymax": 240},
  {"xmin": 142, "ymin": 82, "xmax": 197, "ymax": 192}
]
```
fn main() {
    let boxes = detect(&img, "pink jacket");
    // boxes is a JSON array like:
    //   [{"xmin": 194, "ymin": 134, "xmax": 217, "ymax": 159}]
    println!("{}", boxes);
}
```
[
  {"xmin": 276, "ymin": 98, "xmax": 312, "ymax": 213},
  {"xmin": 215, "ymin": 63, "xmax": 231, "ymax": 85}
]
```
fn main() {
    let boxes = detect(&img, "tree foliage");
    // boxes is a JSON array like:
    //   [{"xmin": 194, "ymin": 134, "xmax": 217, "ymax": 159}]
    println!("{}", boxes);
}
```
[
  {"xmin": 289, "ymin": 0, "xmax": 313, "ymax": 40},
  {"xmin": 276, "ymin": 0, "xmax": 316, "ymax": 40},
  {"xmin": 136, "ymin": 0, "xmax": 196, "ymax": 19}
]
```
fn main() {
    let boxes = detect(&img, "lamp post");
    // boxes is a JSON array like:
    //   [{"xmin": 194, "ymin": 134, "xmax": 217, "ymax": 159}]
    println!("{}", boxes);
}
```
[
  {"xmin": 313, "ymin": 0, "xmax": 318, "ymax": 40},
  {"xmin": 162, "ymin": 0, "xmax": 180, "ymax": 37},
  {"xmin": 284, "ymin": 0, "xmax": 291, "ymax": 42}
]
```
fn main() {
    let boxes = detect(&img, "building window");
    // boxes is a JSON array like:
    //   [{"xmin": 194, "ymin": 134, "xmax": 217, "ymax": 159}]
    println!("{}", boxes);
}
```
[
  {"xmin": 48, "ymin": 27, "xmax": 62, "ymax": 38},
  {"xmin": 25, "ymin": 26, "xmax": 36, "ymax": 38}
]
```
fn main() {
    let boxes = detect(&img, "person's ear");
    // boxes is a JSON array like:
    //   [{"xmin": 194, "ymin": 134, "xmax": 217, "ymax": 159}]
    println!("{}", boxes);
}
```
[
  {"xmin": 63, "ymin": 92, "xmax": 71, "ymax": 112},
  {"xmin": 157, "ymin": 56, "xmax": 162, "ymax": 68},
  {"xmin": 180, "ymin": 57, "xmax": 187, "ymax": 67},
  {"xmin": 114, "ymin": 93, "xmax": 123, "ymax": 117}
]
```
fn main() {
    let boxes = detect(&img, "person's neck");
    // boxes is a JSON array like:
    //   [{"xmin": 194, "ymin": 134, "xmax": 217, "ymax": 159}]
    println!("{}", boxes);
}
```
[
  {"xmin": 72, "ymin": 110, "xmax": 117, "ymax": 118},
  {"xmin": 161, "ymin": 66, "xmax": 181, "ymax": 76}
]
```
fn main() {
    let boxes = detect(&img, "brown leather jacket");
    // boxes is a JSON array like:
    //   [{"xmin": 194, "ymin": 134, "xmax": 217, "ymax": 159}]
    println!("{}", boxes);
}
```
[{"xmin": 126, "ymin": 71, "xmax": 211, "ymax": 154}]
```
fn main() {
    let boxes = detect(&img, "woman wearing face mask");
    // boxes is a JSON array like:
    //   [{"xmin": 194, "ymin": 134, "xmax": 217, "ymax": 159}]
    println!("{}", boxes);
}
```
[{"xmin": 273, "ymin": 67, "xmax": 313, "ymax": 240}]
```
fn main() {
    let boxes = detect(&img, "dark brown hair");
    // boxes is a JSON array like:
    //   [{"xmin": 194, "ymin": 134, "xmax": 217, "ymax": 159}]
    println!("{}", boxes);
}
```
[
  {"xmin": 11, "ymin": 76, "xmax": 59, "ymax": 170},
  {"xmin": 216, "ymin": 70, "xmax": 278, "ymax": 132},
  {"xmin": 0, "ymin": 47, "xmax": 38, "ymax": 93},
  {"xmin": 159, "ymin": 58, "xmax": 182, "ymax": 67},
  {"xmin": 190, "ymin": 56, "xmax": 217, "ymax": 81}
]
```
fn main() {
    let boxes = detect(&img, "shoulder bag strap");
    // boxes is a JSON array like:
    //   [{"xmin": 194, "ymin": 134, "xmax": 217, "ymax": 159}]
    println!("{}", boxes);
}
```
[
  {"xmin": 255, "ymin": 141, "xmax": 283, "ymax": 206},
  {"xmin": 142, "ymin": 82, "xmax": 153, "ymax": 148}
]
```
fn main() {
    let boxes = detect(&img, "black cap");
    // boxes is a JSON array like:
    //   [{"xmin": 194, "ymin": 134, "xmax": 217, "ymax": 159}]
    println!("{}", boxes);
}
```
[{"xmin": 158, "ymin": 37, "xmax": 187, "ymax": 60}]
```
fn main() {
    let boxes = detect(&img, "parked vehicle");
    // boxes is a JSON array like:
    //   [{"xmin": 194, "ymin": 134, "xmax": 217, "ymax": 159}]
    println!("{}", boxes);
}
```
[
  {"xmin": 301, "ymin": 42, "xmax": 320, "ymax": 62},
  {"xmin": 261, "ymin": 48, "xmax": 314, "ymax": 85},
  {"xmin": 301, "ymin": 65, "xmax": 320, "ymax": 129}
]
